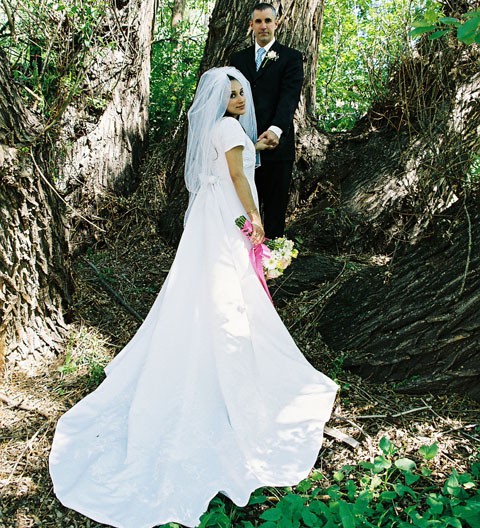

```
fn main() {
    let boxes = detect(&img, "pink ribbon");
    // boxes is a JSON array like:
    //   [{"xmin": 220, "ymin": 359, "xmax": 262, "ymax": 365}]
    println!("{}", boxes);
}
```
[{"xmin": 241, "ymin": 220, "xmax": 273, "ymax": 303}]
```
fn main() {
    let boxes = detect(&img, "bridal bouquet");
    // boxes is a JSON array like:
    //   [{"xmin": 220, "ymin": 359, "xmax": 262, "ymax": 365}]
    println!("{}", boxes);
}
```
[{"xmin": 235, "ymin": 215, "xmax": 298, "ymax": 280}]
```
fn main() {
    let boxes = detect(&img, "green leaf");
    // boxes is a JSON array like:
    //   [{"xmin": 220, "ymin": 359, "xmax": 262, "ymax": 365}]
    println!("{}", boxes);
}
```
[
  {"xmin": 405, "ymin": 472, "xmax": 420, "ymax": 485},
  {"xmin": 379, "ymin": 436, "xmax": 396, "ymax": 456},
  {"xmin": 380, "ymin": 491, "xmax": 398, "ymax": 500},
  {"xmin": 310, "ymin": 499, "xmax": 334, "ymax": 520},
  {"xmin": 457, "ymin": 17, "xmax": 480, "ymax": 44},
  {"xmin": 444, "ymin": 518, "xmax": 463, "ymax": 528},
  {"xmin": 339, "ymin": 501, "xmax": 356, "ymax": 528},
  {"xmin": 439, "ymin": 17, "xmax": 460, "ymax": 25},
  {"xmin": 452, "ymin": 501, "xmax": 480, "ymax": 528},
  {"xmin": 409, "ymin": 26, "xmax": 437, "ymax": 38},
  {"xmin": 419, "ymin": 442, "xmax": 439, "ymax": 461},
  {"xmin": 411, "ymin": 18, "xmax": 436, "ymax": 28},
  {"xmin": 421, "ymin": 467, "xmax": 432, "ymax": 477},
  {"xmin": 333, "ymin": 471, "xmax": 345, "ymax": 482},
  {"xmin": 395, "ymin": 458, "xmax": 416, "ymax": 472},
  {"xmin": 248, "ymin": 494, "xmax": 268, "ymax": 505},
  {"xmin": 428, "ymin": 30, "xmax": 449, "ymax": 40},
  {"xmin": 295, "ymin": 479, "xmax": 313, "ymax": 493},
  {"xmin": 373, "ymin": 456, "xmax": 392, "ymax": 473},
  {"xmin": 394, "ymin": 483, "xmax": 417, "ymax": 499},
  {"xmin": 260, "ymin": 508, "xmax": 283, "ymax": 522},
  {"xmin": 463, "ymin": 10, "xmax": 480, "ymax": 20},
  {"xmin": 426, "ymin": 494, "xmax": 444, "ymax": 515},
  {"xmin": 302, "ymin": 509, "xmax": 320, "ymax": 527}
]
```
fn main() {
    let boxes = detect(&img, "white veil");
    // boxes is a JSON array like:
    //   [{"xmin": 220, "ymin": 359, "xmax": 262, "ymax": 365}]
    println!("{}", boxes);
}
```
[{"xmin": 184, "ymin": 66, "xmax": 258, "ymax": 224}]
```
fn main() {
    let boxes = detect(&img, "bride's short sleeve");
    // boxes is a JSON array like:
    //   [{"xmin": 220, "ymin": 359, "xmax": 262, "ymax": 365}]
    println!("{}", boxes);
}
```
[{"xmin": 217, "ymin": 117, "xmax": 246, "ymax": 153}]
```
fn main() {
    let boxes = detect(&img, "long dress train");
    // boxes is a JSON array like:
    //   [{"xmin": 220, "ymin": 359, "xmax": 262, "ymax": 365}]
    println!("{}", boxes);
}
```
[{"xmin": 49, "ymin": 117, "xmax": 338, "ymax": 528}]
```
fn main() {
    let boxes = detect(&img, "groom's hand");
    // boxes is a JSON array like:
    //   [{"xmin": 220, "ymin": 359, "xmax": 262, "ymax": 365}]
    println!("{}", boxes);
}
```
[{"xmin": 258, "ymin": 130, "xmax": 279, "ymax": 149}]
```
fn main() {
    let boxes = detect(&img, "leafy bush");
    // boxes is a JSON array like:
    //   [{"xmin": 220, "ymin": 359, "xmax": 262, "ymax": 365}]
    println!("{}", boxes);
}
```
[
  {"xmin": 149, "ymin": 3, "xmax": 210, "ymax": 138},
  {"xmin": 158, "ymin": 436, "xmax": 480, "ymax": 528}
]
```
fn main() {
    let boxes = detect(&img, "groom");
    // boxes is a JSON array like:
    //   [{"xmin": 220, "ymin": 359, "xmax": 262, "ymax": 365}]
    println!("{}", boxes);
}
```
[{"xmin": 231, "ymin": 2, "xmax": 304, "ymax": 238}]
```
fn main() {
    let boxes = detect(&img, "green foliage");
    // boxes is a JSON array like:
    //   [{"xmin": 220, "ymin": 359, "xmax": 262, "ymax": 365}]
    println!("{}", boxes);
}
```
[
  {"xmin": 410, "ymin": 8, "xmax": 480, "ymax": 45},
  {"xmin": 56, "ymin": 326, "xmax": 112, "ymax": 388},
  {"xmin": 149, "ymin": 2, "xmax": 212, "ymax": 138},
  {"xmin": 161, "ymin": 437, "xmax": 480, "ymax": 528},
  {"xmin": 0, "ymin": 0, "xmax": 110, "ymax": 123},
  {"xmin": 317, "ymin": 0, "xmax": 415, "ymax": 132}
]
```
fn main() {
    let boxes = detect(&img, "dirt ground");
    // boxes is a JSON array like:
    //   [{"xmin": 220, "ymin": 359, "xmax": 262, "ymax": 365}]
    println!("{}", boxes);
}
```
[{"xmin": 1, "ymin": 189, "xmax": 479, "ymax": 528}]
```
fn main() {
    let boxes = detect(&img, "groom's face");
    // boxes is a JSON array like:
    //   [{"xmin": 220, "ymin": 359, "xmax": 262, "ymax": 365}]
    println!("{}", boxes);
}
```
[{"xmin": 250, "ymin": 8, "xmax": 277, "ymax": 47}]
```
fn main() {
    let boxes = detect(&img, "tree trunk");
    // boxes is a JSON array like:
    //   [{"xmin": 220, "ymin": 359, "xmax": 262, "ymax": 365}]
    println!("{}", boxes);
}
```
[
  {"xmin": 0, "ymin": 53, "xmax": 70, "ymax": 373},
  {"xmin": 158, "ymin": 0, "xmax": 328, "ymax": 243},
  {"xmin": 171, "ymin": 0, "xmax": 187, "ymax": 27},
  {"xmin": 318, "ymin": 195, "xmax": 480, "ymax": 401},
  {"xmin": 0, "ymin": 0, "xmax": 156, "ymax": 372},
  {"xmin": 59, "ymin": 0, "xmax": 156, "ymax": 217}
]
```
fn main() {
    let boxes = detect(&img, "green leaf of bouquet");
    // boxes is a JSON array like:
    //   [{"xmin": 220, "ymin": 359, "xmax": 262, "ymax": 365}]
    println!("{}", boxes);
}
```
[
  {"xmin": 395, "ymin": 458, "xmax": 416, "ymax": 472},
  {"xmin": 419, "ymin": 442, "xmax": 439, "ymax": 461}
]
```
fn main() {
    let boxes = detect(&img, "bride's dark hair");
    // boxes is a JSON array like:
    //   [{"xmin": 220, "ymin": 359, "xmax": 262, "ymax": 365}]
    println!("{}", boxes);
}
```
[{"xmin": 224, "ymin": 74, "xmax": 241, "ymax": 118}]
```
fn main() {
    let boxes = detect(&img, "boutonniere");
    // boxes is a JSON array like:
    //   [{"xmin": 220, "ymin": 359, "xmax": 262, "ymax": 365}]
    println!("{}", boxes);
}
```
[{"xmin": 262, "ymin": 50, "xmax": 279, "ymax": 67}]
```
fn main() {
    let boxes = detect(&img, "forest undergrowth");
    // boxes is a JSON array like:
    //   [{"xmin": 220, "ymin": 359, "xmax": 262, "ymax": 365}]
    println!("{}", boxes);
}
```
[{"xmin": 1, "ymin": 157, "xmax": 479, "ymax": 528}]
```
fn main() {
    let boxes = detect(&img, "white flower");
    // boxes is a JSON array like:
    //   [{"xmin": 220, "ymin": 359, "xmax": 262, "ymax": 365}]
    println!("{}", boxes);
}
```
[{"xmin": 262, "ymin": 51, "xmax": 279, "ymax": 67}]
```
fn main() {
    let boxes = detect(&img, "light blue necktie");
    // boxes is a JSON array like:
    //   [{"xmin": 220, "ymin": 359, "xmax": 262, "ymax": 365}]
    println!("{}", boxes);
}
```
[{"xmin": 255, "ymin": 47, "xmax": 266, "ymax": 71}]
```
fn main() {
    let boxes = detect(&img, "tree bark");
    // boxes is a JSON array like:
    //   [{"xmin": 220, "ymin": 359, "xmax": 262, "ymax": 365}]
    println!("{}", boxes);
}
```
[
  {"xmin": 0, "ymin": 54, "xmax": 70, "ymax": 373},
  {"xmin": 171, "ymin": 0, "xmax": 187, "ymax": 27},
  {"xmin": 0, "ymin": 0, "xmax": 156, "ymax": 372},
  {"xmin": 58, "ymin": 0, "xmax": 156, "ymax": 212},
  {"xmin": 318, "ymin": 196, "xmax": 480, "ymax": 401}
]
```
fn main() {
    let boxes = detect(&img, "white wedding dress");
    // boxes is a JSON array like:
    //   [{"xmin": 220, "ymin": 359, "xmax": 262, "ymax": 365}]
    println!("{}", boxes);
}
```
[{"xmin": 49, "ymin": 117, "xmax": 338, "ymax": 528}]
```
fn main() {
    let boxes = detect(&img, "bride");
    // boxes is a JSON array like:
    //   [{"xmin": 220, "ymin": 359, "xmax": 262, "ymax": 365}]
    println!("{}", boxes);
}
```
[{"xmin": 49, "ymin": 66, "xmax": 338, "ymax": 528}]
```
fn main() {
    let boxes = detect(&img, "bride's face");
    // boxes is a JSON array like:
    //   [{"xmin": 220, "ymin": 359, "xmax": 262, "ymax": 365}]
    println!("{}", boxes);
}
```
[{"xmin": 226, "ymin": 80, "xmax": 246, "ymax": 117}]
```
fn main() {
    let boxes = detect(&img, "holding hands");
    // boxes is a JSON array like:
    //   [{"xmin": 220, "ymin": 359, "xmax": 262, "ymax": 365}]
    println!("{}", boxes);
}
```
[{"xmin": 257, "ymin": 129, "xmax": 279, "ymax": 150}]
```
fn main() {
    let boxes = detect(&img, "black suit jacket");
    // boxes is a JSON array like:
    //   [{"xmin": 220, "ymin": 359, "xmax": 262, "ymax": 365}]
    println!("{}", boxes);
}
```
[{"xmin": 231, "ymin": 41, "xmax": 304, "ymax": 161}]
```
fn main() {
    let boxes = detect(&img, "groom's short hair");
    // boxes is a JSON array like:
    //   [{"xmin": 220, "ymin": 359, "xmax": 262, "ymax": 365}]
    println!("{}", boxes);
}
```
[{"xmin": 251, "ymin": 3, "xmax": 277, "ymax": 19}]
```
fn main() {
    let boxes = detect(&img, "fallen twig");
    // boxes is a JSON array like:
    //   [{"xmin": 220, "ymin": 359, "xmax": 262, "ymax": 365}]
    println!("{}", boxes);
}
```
[
  {"xmin": 83, "ymin": 258, "xmax": 144, "ymax": 322},
  {"xmin": 324, "ymin": 426, "xmax": 360, "ymax": 449},
  {"xmin": 355, "ymin": 405, "xmax": 431, "ymax": 420}
]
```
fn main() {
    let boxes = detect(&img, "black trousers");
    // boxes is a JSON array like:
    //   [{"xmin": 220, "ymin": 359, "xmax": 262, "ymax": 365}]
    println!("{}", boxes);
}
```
[{"xmin": 255, "ymin": 159, "xmax": 294, "ymax": 239}]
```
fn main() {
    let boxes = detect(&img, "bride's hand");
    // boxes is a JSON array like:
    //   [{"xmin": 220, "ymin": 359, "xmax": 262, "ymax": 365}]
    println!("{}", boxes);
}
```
[
  {"xmin": 255, "ymin": 139, "xmax": 269, "ymax": 151},
  {"xmin": 251, "ymin": 222, "xmax": 265, "ymax": 245}
]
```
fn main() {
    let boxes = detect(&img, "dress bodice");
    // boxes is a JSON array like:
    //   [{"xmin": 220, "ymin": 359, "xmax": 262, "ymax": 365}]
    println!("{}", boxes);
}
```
[{"xmin": 211, "ymin": 117, "xmax": 256, "ymax": 185}]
